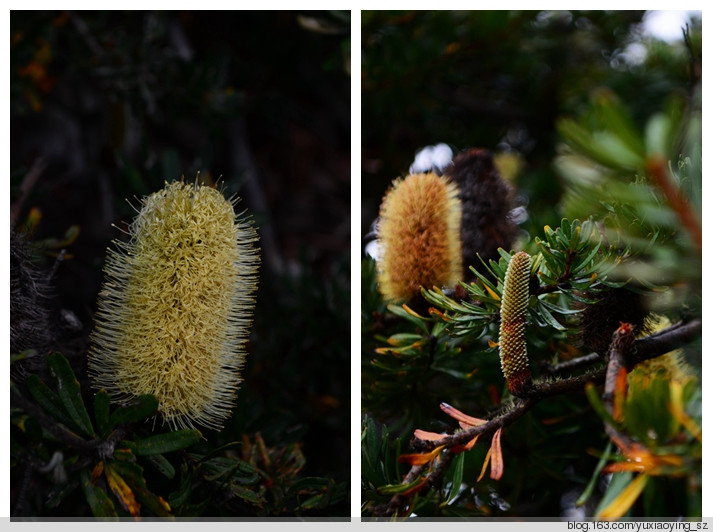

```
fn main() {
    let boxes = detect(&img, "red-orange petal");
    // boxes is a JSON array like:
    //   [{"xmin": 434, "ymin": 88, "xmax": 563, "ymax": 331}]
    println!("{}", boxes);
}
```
[
  {"xmin": 398, "ymin": 445, "xmax": 444, "ymax": 465},
  {"xmin": 440, "ymin": 402, "xmax": 487, "ymax": 427},
  {"xmin": 490, "ymin": 427, "xmax": 504, "ymax": 480}
]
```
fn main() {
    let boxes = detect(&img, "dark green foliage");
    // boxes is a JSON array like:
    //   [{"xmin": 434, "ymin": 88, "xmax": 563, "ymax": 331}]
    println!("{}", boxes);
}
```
[
  {"xmin": 12, "ymin": 353, "xmax": 203, "ymax": 518},
  {"xmin": 12, "ymin": 352, "xmax": 348, "ymax": 518}
]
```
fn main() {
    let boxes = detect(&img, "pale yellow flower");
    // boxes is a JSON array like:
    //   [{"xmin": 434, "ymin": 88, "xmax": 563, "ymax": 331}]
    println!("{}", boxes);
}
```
[{"xmin": 89, "ymin": 181, "xmax": 260, "ymax": 431}]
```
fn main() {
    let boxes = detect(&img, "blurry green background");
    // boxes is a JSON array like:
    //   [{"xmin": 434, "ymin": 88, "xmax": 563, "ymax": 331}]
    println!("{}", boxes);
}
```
[{"xmin": 11, "ymin": 10, "xmax": 350, "ymax": 517}]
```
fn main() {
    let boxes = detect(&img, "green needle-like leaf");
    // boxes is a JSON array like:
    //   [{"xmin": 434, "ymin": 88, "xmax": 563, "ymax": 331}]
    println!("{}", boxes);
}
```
[
  {"xmin": 444, "ymin": 452, "xmax": 465, "ymax": 505},
  {"xmin": 576, "ymin": 441, "xmax": 613, "ymax": 507}
]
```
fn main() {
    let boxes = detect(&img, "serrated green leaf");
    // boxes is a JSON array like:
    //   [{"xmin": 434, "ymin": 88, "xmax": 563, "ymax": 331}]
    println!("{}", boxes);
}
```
[
  {"xmin": 568, "ymin": 292, "xmax": 603, "ymax": 305},
  {"xmin": 147, "ymin": 454, "xmax": 176, "ymax": 479},
  {"xmin": 25, "ymin": 374, "xmax": 75, "ymax": 428},
  {"xmin": 81, "ymin": 468, "xmax": 119, "ymax": 519},
  {"xmin": 369, "ymin": 358, "xmax": 404, "ymax": 373},
  {"xmin": 129, "ymin": 429, "xmax": 202, "ymax": 456},
  {"xmin": 112, "ymin": 448, "xmax": 136, "ymax": 462},
  {"xmin": 568, "ymin": 278, "xmax": 597, "ymax": 290},
  {"xmin": 94, "ymin": 390, "xmax": 111, "ymax": 438},
  {"xmin": 109, "ymin": 394, "xmax": 159, "ymax": 428},
  {"xmin": 47, "ymin": 352, "xmax": 95, "ymax": 438}
]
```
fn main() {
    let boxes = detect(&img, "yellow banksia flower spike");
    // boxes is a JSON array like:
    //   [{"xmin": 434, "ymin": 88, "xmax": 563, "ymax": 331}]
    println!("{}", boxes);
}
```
[
  {"xmin": 498, "ymin": 251, "xmax": 532, "ymax": 397},
  {"xmin": 88, "ymin": 180, "xmax": 260, "ymax": 431},
  {"xmin": 376, "ymin": 172, "xmax": 462, "ymax": 303}
]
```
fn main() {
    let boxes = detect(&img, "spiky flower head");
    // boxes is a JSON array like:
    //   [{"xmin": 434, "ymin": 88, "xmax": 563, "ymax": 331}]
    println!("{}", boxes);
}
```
[
  {"xmin": 498, "ymin": 251, "xmax": 532, "ymax": 397},
  {"xmin": 376, "ymin": 172, "xmax": 462, "ymax": 303},
  {"xmin": 88, "ymin": 180, "xmax": 260, "ymax": 431}
]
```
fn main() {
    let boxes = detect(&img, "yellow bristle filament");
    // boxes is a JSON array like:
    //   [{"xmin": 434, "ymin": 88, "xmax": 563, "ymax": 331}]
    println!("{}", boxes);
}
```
[
  {"xmin": 376, "ymin": 172, "xmax": 462, "ymax": 303},
  {"xmin": 88, "ymin": 181, "xmax": 260, "ymax": 431},
  {"xmin": 498, "ymin": 251, "xmax": 532, "ymax": 397}
]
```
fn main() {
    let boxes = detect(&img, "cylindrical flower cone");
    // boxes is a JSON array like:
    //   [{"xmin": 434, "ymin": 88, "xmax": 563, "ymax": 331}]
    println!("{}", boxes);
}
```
[
  {"xmin": 88, "ymin": 181, "xmax": 260, "ymax": 431},
  {"xmin": 498, "ymin": 251, "xmax": 532, "ymax": 397},
  {"xmin": 376, "ymin": 172, "xmax": 463, "ymax": 304}
]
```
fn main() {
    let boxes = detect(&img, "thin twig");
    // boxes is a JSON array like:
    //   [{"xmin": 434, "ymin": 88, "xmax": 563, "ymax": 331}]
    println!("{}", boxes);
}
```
[
  {"xmin": 372, "ymin": 318, "xmax": 701, "ymax": 516},
  {"xmin": 601, "ymin": 323, "xmax": 636, "ymax": 446},
  {"xmin": 540, "ymin": 352, "xmax": 602, "ymax": 375}
]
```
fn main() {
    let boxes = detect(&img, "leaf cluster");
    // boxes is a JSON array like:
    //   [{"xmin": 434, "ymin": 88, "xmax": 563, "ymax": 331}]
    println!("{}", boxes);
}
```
[
  {"xmin": 361, "ymin": 214, "xmax": 700, "ymax": 517},
  {"xmin": 11, "ymin": 352, "xmax": 346, "ymax": 518}
]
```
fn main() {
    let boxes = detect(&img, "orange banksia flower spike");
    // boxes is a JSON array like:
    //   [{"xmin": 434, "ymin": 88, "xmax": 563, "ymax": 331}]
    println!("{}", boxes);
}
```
[
  {"xmin": 376, "ymin": 172, "xmax": 462, "ymax": 303},
  {"xmin": 88, "ymin": 180, "xmax": 260, "ymax": 431}
]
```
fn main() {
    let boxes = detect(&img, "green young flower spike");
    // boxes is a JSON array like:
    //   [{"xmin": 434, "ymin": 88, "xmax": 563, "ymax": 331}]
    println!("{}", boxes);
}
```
[
  {"xmin": 498, "ymin": 251, "xmax": 532, "ymax": 397},
  {"xmin": 88, "ymin": 181, "xmax": 260, "ymax": 431}
]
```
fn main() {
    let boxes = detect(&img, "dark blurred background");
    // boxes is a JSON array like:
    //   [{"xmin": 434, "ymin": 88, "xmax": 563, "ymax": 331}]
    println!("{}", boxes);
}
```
[{"xmin": 11, "ymin": 10, "xmax": 350, "ymax": 515}]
